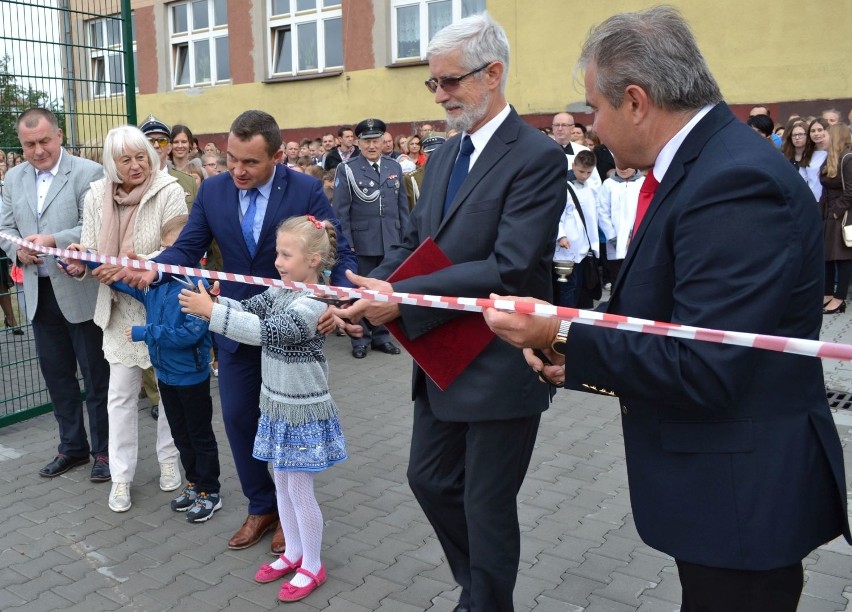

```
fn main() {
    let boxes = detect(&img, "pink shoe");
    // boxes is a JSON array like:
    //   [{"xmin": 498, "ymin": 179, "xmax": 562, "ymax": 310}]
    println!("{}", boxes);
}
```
[
  {"xmin": 254, "ymin": 554, "xmax": 301, "ymax": 584},
  {"xmin": 277, "ymin": 565, "xmax": 326, "ymax": 602}
]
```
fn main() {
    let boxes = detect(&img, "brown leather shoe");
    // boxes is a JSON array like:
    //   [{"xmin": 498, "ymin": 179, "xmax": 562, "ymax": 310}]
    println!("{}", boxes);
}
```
[
  {"xmin": 228, "ymin": 513, "xmax": 279, "ymax": 550},
  {"xmin": 271, "ymin": 521, "xmax": 286, "ymax": 555}
]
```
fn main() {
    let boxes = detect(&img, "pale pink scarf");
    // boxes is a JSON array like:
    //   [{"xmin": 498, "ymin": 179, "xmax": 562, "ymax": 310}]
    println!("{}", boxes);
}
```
[{"xmin": 97, "ymin": 172, "xmax": 154, "ymax": 256}]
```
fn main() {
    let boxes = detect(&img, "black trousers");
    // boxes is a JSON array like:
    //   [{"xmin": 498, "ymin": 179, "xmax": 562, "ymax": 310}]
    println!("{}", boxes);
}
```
[
  {"xmin": 32, "ymin": 278, "xmax": 109, "ymax": 458},
  {"xmin": 825, "ymin": 260, "xmax": 852, "ymax": 300},
  {"xmin": 158, "ymin": 377, "xmax": 220, "ymax": 493},
  {"xmin": 677, "ymin": 559, "xmax": 803, "ymax": 612},
  {"xmin": 352, "ymin": 254, "xmax": 390, "ymax": 348},
  {"xmin": 407, "ymin": 394, "xmax": 541, "ymax": 611}
]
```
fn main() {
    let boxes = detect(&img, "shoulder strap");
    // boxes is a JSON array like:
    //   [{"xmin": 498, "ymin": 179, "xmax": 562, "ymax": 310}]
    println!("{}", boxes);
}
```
[
  {"xmin": 568, "ymin": 182, "xmax": 595, "ymax": 251},
  {"xmin": 841, "ymin": 152, "xmax": 852, "ymax": 191}
]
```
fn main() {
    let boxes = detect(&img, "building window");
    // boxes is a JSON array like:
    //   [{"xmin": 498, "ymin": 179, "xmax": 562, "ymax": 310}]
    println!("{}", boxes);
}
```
[
  {"xmin": 169, "ymin": 0, "xmax": 229, "ymax": 88},
  {"xmin": 268, "ymin": 0, "xmax": 342, "ymax": 78},
  {"xmin": 391, "ymin": 0, "xmax": 485, "ymax": 62},
  {"xmin": 87, "ymin": 12, "xmax": 137, "ymax": 97}
]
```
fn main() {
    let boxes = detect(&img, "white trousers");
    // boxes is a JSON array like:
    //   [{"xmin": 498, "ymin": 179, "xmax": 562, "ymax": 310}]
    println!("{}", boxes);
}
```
[{"xmin": 107, "ymin": 362, "xmax": 179, "ymax": 483}]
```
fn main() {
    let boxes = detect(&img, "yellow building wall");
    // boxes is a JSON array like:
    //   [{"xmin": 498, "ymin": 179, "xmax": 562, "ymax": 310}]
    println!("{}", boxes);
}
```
[
  {"xmin": 499, "ymin": 0, "xmax": 852, "ymax": 112},
  {"xmin": 102, "ymin": 0, "xmax": 852, "ymax": 138}
]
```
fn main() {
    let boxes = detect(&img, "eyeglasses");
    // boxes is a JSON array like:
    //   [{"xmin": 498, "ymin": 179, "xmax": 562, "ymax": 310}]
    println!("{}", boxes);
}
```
[
  {"xmin": 552, "ymin": 123, "xmax": 575, "ymax": 128},
  {"xmin": 202, "ymin": 162, "xmax": 217, "ymax": 168},
  {"xmin": 424, "ymin": 62, "xmax": 491, "ymax": 94},
  {"xmin": 791, "ymin": 133, "xmax": 807, "ymax": 139},
  {"xmin": 147, "ymin": 137, "xmax": 170, "ymax": 147}
]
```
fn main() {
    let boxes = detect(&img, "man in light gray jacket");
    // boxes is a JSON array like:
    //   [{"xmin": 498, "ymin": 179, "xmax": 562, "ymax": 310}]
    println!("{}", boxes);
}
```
[{"xmin": 0, "ymin": 108, "xmax": 110, "ymax": 482}]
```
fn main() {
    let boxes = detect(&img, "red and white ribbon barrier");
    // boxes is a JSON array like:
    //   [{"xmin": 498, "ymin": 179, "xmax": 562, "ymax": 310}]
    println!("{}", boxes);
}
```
[{"xmin": 5, "ymin": 232, "xmax": 852, "ymax": 362}]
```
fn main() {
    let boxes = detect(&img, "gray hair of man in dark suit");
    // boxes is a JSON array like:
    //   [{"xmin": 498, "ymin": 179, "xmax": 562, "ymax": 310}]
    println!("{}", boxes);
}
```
[
  {"xmin": 577, "ymin": 6, "xmax": 722, "ymax": 112},
  {"xmin": 426, "ymin": 11, "xmax": 510, "ymax": 94}
]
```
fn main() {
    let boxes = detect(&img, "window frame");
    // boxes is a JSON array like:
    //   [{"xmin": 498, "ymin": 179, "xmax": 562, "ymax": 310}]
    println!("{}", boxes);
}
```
[
  {"xmin": 267, "ymin": 0, "xmax": 343, "ymax": 79},
  {"xmin": 169, "ymin": 0, "xmax": 230, "ymax": 89},
  {"xmin": 390, "ymin": 0, "xmax": 485, "ymax": 63},
  {"xmin": 86, "ymin": 12, "xmax": 137, "ymax": 98}
]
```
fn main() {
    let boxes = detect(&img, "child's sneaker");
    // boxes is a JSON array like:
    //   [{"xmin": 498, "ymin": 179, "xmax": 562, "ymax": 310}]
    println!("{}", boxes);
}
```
[
  {"xmin": 186, "ymin": 492, "xmax": 222, "ymax": 523},
  {"xmin": 170, "ymin": 482, "xmax": 197, "ymax": 512}
]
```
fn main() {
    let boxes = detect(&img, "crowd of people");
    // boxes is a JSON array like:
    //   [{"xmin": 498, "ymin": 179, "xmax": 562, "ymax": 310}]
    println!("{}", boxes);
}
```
[
  {"xmin": 543, "ymin": 104, "xmax": 852, "ymax": 317},
  {"xmin": 0, "ymin": 6, "xmax": 850, "ymax": 611}
]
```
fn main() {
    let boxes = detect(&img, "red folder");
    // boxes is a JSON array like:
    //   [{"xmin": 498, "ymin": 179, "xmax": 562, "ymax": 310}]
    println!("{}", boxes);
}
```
[{"xmin": 385, "ymin": 237, "xmax": 494, "ymax": 390}]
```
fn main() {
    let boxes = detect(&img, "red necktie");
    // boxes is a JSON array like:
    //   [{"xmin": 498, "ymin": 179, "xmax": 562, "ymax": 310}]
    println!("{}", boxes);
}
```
[{"xmin": 632, "ymin": 170, "xmax": 659, "ymax": 235}]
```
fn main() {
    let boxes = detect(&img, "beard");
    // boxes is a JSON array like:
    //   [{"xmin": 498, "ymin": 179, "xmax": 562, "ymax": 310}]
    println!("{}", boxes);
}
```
[{"xmin": 443, "ymin": 92, "xmax": 491, "ymax": 133}]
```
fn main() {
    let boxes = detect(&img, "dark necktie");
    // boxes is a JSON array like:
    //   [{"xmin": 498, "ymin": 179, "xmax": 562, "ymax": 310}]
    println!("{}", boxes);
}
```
[
  {"xmin": 372, "ymin": 162, "xmax": 379, "ymax": 175},
  {"xmin": 632, "ymin": 170, "xmax": 659, "ymax": 235},
  {"xmin": 242, "ymin": 187, "xmax": 259, "ymax": 257},
  {"xmin": 443, "ymin": 135, "xmax": 475, "ymax": 217}
]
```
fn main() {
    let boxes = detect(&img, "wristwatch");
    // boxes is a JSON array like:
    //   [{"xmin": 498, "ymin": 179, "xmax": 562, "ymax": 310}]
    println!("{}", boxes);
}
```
[{"xmin": 551, "ymin": 320, "xmax": 572, "ymax": 355}]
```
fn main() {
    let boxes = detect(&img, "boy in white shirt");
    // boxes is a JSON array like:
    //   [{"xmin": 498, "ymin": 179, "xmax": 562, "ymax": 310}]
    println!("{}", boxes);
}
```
[
  {"xmin": 554, "ymin": 151, "xmax": 600, "ymax": 308},
  {"xmin": 597, "ymin": 164, "xmax": 644, "ymax": 288}
]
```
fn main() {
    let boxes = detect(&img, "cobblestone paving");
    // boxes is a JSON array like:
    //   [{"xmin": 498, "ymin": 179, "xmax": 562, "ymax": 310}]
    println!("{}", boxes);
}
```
[{"xmin": 1, "ymin": 325, "xmax": 850, "ymax": 611}]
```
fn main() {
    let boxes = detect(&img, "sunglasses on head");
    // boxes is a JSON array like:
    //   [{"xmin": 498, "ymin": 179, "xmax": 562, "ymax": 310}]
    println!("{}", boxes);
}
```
[{"xmin": 424, "ymin": 62, "xmax": 492, "ymax": 94}]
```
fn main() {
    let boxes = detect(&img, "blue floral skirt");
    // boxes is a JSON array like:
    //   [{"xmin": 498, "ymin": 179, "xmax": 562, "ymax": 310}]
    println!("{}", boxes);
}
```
[{"xmin": 253, "ymin": 414, "xmax": 347, "ymax": 472}]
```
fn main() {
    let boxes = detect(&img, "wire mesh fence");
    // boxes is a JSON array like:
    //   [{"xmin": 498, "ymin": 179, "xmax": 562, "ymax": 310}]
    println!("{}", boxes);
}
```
[{"xmin": 0, "ymin": 0, "xmax": 133, "ymax": 425}]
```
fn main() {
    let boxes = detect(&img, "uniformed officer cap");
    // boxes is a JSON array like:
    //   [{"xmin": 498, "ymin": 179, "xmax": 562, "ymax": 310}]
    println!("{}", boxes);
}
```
[
  {"xmin": 139, "ymin": 114, "xmax": 171, "ymax": 137},
  {"xmin": 355, "ymin": 118, "xmax": 386, "ymax": 140},
  {"xmin": 421, "ymin": 136, "xmax": 446, "ymax": 153}
]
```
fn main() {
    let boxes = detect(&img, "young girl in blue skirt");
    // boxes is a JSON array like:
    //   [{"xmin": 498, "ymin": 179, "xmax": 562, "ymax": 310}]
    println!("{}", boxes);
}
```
[{"xmin": 180, "ymin": 215, "xmax": 347, "ymax": 602}]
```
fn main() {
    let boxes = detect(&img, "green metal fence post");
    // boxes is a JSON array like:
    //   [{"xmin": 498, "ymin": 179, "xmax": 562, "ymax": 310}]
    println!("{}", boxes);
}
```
[{"xmin": 121, "ymin": 0, "xmax": 136, "ymax": 125}]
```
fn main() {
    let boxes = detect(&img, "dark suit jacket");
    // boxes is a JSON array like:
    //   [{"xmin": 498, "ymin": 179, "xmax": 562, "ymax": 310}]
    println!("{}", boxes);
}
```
[
  {"xmin": 564, "ymin": 103, "xmax": 850, "ymax": 570},
  {"xmin": 334, "ymin": 154, "xmax": 409, "ymax": 257},
  {"xmin": 156, "ymin": 164, "xmax": 357, "ymax": 353},
  {"xmin": 323, "ymin": 146, "xmax": 360, "ymax": 171},
  {"xmin": 373, "ymin": 107, "xmax": 567, "ymax": 421}
]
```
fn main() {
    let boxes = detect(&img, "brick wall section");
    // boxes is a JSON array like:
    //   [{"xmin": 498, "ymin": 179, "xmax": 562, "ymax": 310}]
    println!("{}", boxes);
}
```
[
  {"xmin": 342, "ymin": 0, "xmax": 374, "ymax": 72},
  {"xmin": 135, "ymin": 5, "xmax": 157, "ymax": 95},
  {"xmin": 229, "ymin": 0, "xmax": 255, "ymax": 84}
]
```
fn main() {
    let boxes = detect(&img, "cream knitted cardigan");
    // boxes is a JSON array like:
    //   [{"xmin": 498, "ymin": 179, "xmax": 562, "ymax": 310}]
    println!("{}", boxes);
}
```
[{"xmin": 81, "ymin": 172, "xmax": 188, "ymax": 367}]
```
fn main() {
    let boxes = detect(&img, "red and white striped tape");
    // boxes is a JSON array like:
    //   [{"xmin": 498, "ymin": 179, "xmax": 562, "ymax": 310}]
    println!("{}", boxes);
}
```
[{"xmin": 5, "ymin": 231, "xmax": 852, "ymax": 362}]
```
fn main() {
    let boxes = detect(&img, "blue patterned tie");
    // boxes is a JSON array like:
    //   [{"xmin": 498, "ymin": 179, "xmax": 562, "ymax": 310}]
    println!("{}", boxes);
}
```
[
  {"xmin": 242, "ymin": 187, "xmax": 259, "ymax": 257},
  {"xmin": 443, "ymin": 135, "xmax": 475, "ymax": 217}
]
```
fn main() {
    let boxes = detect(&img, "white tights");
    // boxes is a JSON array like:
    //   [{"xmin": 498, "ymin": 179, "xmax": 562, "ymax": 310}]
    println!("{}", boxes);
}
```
[{"xmin": 271, "ymin": 470, "xmax": 323, "ymax": 587}]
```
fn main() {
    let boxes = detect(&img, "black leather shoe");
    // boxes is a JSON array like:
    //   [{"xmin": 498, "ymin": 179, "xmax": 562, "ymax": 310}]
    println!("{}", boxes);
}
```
[
  {"xmin": 39, "ymin": 454, "xmax": 89, "ymax": 478},
  {"xmin": 151, "ymin": 405, "xmax": 159, "ymax": 419},
  {"xmin": 372, "ymin": 341, "xmax": 401, "ymax": 355},
  {"xmin": 352, "ymin": 346, "xmax": 368, "ymax": 359},
  {"xmin": 90, "ymin": 456, "xmax": 111, "ymax": 482}
]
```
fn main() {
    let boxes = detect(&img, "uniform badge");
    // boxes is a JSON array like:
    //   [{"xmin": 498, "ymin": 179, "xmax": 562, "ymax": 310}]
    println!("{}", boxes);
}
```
[{"xmin": 369, "ymin": 180, "xmax": 375, "ymax": 187}]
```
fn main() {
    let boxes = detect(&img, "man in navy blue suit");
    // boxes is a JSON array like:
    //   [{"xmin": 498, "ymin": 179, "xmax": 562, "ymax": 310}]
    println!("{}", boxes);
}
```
[
  {"xmin": 120, "ymin": 110, "xmax": 357, "ymax": 553},
  {"xmin": 484, "ymin": 7, "xmax": 849, "ymax": 611}
]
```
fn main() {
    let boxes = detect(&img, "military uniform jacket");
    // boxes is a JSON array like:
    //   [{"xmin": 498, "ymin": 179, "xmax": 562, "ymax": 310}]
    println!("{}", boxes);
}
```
[{"xmin": 334, "ymin": 155, "xmax": 409, "ymax": 257}]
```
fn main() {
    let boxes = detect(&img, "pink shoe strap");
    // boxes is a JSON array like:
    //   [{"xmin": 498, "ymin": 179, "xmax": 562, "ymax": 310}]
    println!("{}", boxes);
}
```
[
  {"xmin": 279, "ymin": 554, "xmax": 302, "ymax": 571},
  {"xmin": 294, "ymin": 566, "xmax": 322, "ymax": 586}
]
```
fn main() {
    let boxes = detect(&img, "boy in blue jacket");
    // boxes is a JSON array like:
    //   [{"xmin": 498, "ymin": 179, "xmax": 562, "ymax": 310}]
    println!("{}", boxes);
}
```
[{"xmin": 108, "ymin": 215, "xmax": 222, "ymax": 523}]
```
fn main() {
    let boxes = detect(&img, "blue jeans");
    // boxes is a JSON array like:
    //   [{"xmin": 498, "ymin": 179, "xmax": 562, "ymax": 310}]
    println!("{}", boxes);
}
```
[{"xmin": 555, "ymin": 262, "xmax": 583, "ymax": 308}]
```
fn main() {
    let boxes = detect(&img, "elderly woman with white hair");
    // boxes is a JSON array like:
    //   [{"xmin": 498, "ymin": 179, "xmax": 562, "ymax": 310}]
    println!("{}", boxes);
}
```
[{"xmin": 67, "ymin": 125, "xmax": 187, "ymax": 512}]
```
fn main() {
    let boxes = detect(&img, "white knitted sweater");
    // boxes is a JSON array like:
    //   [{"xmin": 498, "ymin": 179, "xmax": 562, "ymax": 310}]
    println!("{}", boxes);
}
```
[{"xmin": 81, "ymin": 172, "xmax": 188, "ymax": 367}]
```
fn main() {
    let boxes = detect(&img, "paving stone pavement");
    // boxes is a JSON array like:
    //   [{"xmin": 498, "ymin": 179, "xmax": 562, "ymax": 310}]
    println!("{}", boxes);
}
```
[{"xmin": 1, "ymin": 323, "xmax": 851, "ymax": 611}]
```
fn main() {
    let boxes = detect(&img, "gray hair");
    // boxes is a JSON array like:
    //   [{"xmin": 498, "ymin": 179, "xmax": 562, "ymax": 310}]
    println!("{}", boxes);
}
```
[
  {"xmin": 101, "ymin": 125, "xmax": 160, "ymax": 184},
  {"xmin": 427, "ymin": 11, "xmax": 510, "ymax": 93},
  {"xmin": 577, "ymin": 6, "xmax": 722, "ymax": 112}
]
